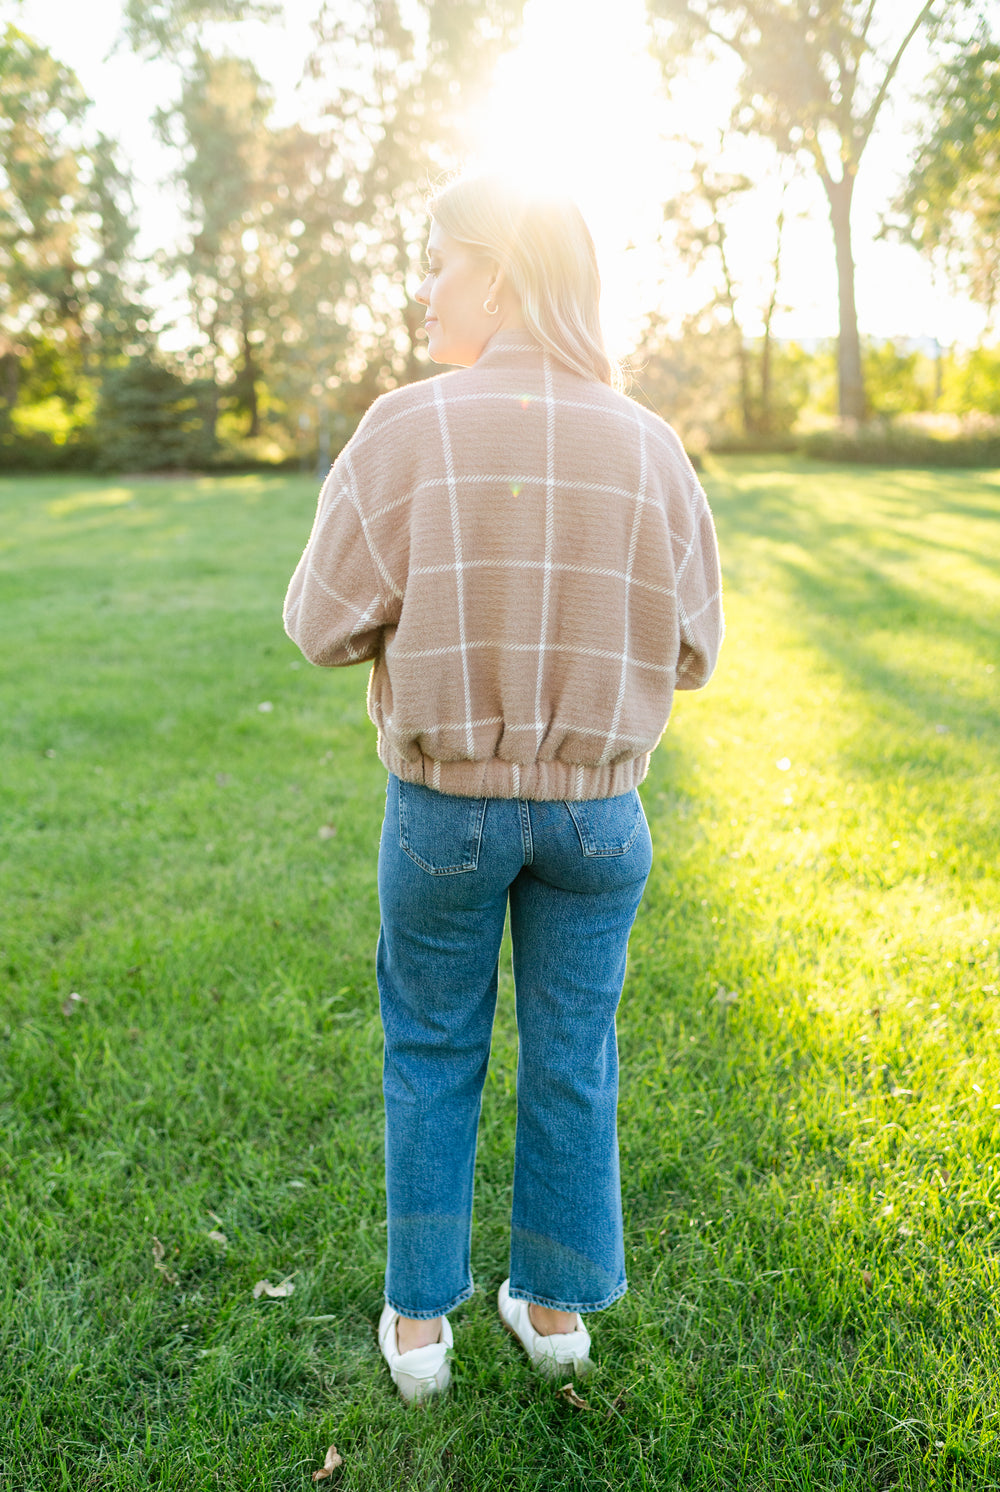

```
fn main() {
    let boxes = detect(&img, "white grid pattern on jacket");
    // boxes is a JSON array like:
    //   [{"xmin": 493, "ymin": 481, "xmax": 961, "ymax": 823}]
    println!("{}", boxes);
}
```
[{"xmin": 283, "ymin": 332, "xmax": 724, "ymax": 801}]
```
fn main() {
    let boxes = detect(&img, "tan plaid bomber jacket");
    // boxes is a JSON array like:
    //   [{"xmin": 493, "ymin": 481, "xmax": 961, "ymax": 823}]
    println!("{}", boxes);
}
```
[{"xmin": 284, "ymin": 331, "xmax": 723, "ymax": 801}]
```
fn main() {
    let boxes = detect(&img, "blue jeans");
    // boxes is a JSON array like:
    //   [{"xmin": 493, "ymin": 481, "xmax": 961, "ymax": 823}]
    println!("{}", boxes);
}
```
[{"xmin": 377, "ymin": 773, "xmax": 652, "ymax": 1319}]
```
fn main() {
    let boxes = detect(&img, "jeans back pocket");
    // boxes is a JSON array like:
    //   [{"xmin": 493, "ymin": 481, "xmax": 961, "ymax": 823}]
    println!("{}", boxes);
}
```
[
  {"xmin": 566, "ymin": 791, "xmax": 645, "ymax": 858},
  {"xmin": 397, "ymin": 778, "xmax": 488, "ymax": 874}
]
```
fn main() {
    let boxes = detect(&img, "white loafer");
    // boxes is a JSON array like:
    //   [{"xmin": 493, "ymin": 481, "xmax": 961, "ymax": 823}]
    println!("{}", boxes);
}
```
[
  {"xmin": 497, "ymin": 1279, "xmax": 594, "ymax": 1378},
  {"xmin": 377, "ymin": 1304, "xmax": 453, "ymax": 1403}
]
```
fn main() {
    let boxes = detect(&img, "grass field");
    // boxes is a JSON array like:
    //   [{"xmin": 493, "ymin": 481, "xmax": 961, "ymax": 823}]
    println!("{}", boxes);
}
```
[{"xmin": 1, "ymin": 456, "xmax": 999, "ymax": 1491}]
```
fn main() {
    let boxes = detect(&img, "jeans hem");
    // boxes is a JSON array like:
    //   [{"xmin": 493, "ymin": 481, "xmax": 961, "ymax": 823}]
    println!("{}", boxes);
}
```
[
  {"xmin": 384, "ymin": 1282, "xmax": 474, "ymax": 1320},
  {"xmin": 506, "ymin": 1278, "xmax": 627, "ymax": 1314}
]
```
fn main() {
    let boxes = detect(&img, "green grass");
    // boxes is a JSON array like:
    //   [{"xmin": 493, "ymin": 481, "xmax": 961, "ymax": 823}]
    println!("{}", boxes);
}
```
[{"xmin": 1, "ymin": 457, "xmax": 998, "ymax": 1490}]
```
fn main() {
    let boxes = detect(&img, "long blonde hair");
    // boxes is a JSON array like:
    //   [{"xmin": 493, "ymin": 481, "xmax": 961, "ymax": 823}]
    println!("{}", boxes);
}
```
[{"xmin": 427, "ymin": 173, "xmax": 621, "ymax": 390}]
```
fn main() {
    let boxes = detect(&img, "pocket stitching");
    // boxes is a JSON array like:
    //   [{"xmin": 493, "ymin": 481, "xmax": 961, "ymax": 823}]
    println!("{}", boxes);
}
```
[
  {"xmin": 567, "ymin": 796, "xmax": 643, "ymax": 858},
  {"xmin": 397, "ymin": 783, "xmax": 486, "ymax": 875}
]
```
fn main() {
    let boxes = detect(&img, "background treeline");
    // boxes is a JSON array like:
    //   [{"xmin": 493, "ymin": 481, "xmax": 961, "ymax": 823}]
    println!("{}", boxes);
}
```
[{"xmin": 1, "ymin": 0, "xmax": 998, "ymax": 473}]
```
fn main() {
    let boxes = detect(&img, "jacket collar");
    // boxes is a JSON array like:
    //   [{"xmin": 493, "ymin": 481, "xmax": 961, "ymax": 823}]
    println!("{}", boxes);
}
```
[{"xmin": 476, "ymin": 328, "xmax": 544, "ymax": 366}]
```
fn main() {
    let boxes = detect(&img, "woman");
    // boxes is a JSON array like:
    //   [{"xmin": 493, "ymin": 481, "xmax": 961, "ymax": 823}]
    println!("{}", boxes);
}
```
[{"xmin": 284, "ymin": 174, "xmax": 723, "ymax": 1403}]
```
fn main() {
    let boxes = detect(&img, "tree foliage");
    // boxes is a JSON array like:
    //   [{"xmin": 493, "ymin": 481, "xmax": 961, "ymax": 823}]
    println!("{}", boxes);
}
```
[
  {"xmin": 893, "ymin": 39, "xmax": 1000, "ymax": 315},
  {"xmin": 6, "ymin": 1, "xmax": 1000, "ymax": 470},
  {"xmin": 127, "ymin": 0, "xmax": 526, "ymax": 459},
  {"xmin": 94, "ymin": 354, "xmax": 217, "ymax": 472},
  {"xmin": 121, "ymin": 0, "xmax": 280, "ymax": 59},
  {"xmin": 663, "ymin": 149, "xmax": 795, "ymax": 434},
  {"xmin": 0, "ymin": 22, "xmax": 148, "ymax": 451},
  {"xmin": 156, "ymin": 50, "xmax": 349, "ymax": 438},
  {"xmin": 0, "ymin": 24, "xmax": 90, "ymax": 415},
  {"xmin": 302, "ymin": 0, "xmax": 526, "ymax": 396},
  {"xmin": 646, "ymin": 0, "xmax": 966, "ymax": 421}
]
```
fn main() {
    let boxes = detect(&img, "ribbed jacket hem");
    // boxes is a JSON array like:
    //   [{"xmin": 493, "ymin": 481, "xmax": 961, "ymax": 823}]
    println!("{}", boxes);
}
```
[{"xmin": 377, "ymin": 734, "xmax": 650, "ymax": 802}]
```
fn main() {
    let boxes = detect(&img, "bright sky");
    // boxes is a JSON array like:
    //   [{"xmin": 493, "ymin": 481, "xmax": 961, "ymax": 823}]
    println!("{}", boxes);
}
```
[{"xmin": 11, "ymin": 0, "xmax": 990, "ymax": 356}]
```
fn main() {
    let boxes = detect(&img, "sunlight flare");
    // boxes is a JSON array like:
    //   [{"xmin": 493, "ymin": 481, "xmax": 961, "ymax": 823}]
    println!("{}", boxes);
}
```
[{"xmin": 465, "ymin": 0, "xmax": 678, "ymax": 355}]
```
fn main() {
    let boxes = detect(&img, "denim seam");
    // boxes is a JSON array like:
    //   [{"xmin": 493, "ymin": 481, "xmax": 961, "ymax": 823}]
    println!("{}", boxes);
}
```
[
  {"xmin": 505, "ymin": 1278, "xmax": 628, "ymax": 1314},
  {"xmin": 384, "ymin": 1281, "xmax": 475, "ymax": 1320},
  {"xmin": 518, "ymin": 799, "xmax": 533, "ymax": 864}
]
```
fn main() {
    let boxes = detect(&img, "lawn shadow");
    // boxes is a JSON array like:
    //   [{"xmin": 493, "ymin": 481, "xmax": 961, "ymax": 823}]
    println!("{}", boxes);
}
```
[
  {"xmin": 705, "ymin": 459, "xmax": 1000, "ymax": 760},
  {"xmin": 602, "ymin": 460, "xmax": 1000, "ymax": 1479}
]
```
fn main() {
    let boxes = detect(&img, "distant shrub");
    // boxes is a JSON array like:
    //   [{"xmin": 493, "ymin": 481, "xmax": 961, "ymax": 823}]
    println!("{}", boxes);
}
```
[
  {"xmin": 941, "ymin": 345, "xmax": 1000, "ymax": 416},
  {"xmin": 0, "ymin": 425, "xmax": 98, "ymax": 472},
  {"xmin": 863, "ymin": 341, "xmax": 936, "ymax": 417},
  {"xmin": 709, "ymin": 433, "xmax": 799, "ymax": 455},
  {"xmin": 800, "ymin": 413, "xmax": 1000, "ymax": 467}
]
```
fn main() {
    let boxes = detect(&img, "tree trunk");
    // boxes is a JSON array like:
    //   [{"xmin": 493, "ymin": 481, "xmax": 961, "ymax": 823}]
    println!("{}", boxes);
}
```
[
  {"xmin": 759, "ymin": 328, "xmax": 772, "ymax": 436},
  {"xmin": 758, "ymin": 191, "xmax": 786, "ymax": 437},
  {"xmin": 240, "ymin": 299, "xmax": 260, "ymax": 438},
  {"xmin": 736, "ymin": 336, "xmax": 753, "ymax": 436},
  {"xmin": 825, "ymin": 172, "xmax": 865, "ymax": 422},
  {"xmin": 0, "ymin": 348, "xmax": 20, "ymax": 422}
]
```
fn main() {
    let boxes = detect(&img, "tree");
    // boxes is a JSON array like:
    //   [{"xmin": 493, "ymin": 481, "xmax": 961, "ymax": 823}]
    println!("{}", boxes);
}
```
[
  {"xmin": 122, "ymin": 0, "xmax": 526, "ymax": 452},
  {"xmin": 121, "ymin": 0, "xmax": 279, "ymax": 58},
  {"xmin": 158, "ymin": 51, "xmax": 274, "ymax": 437},
  {"xmin": 82, "ymin": 132, "xmax": 153, "ymax": 365},
  {"xmin": 647, "ymin": 0, "xmax": 968, "ymax": 422},
  {"xmin": 94, "ymin": 354, "xmax": 217, "ymax": 472},
  {"xmin": 1, "ymin": 24, "xmax": 147, "ymax": 453},
  {"xmin": 664, "ymin": 148, "xmax": 793, "ymax": 435},
  {"xmin": 156, "ymin": 48, "xmax": 353, "ymax": 444},
  {"xmin": 891, "ymin": 39, "xmax": 1000, "ymax": 317},
  {"xmin": 304, "ymin": 0, "xmax": 527, "ymax": 392},
  {"xmin": 0, "ymin": 23, "xmax": 91, "ymax": 422}
]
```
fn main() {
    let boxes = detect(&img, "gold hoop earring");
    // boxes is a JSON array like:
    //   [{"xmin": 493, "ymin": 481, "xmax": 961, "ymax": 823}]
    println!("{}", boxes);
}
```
[{"xmin": 483, "ymin": 296, "xmax": 500, "ymax": 315}]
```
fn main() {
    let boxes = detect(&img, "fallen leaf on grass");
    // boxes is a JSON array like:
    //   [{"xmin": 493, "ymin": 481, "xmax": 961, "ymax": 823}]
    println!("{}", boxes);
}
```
[
  {"xmin": 61, "ymin": 992, "xmax": 85, "ymax": 1015},
  {"xmin": 252, "ymin": 1277, "xmax": 295, "ymax": 1299},
  {"xmin": 317, "ymin": 825, "xmax": 337, "ymax": 840},
  {"xmin": 861, "ymin": 1269, "xmax": 873, "ymax": 1291},
  {"xmin": 152, "ymin": 1237, "xmax": 179, "ymax": 1285},
  {"xmin": 207, "ymin": 1230, "xmax": 228, "ymax": 1246},
  {"xmin": 712, "ymin": 985, "xmax": 739, "ymax": 1007},
  {"xmin": 312, "ymin": 1445, "xmax": 343, "ymax": 1481},
  {"xmin": 557, "ymin": 1383, "xmax": 592, "ymax": 1410}
]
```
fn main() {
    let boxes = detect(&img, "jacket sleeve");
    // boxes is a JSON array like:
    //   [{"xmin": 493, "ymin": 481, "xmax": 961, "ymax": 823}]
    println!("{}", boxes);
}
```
[
  {"xmin": 674, "ymin": 486, "xmax": 725, "ymax": 690},
  {"xmin": 283, "ymin": 456, "xmax": 394, "ymax": 668}
]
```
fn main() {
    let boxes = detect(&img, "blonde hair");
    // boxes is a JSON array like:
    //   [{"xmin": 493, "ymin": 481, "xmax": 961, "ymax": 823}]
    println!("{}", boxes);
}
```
[{"xmin": 427, "ymin": 173, "xmax": 621, "ymax": 390}]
